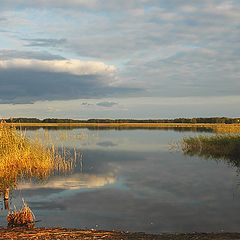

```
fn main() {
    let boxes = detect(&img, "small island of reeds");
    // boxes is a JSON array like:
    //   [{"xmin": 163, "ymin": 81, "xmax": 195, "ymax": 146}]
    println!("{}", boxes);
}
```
[{"xmin": 181, "ymin": 134, "xmax": 240, "ymax": 168}]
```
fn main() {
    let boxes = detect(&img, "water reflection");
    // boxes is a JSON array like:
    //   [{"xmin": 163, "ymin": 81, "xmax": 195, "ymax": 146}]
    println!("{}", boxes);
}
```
[
  {"xmin": 1, "ymin": 128, "xmax": 240, "ymax": 233},
  {"xmin": 18, "ymin": 174, "xmax": 116, "ymax": 190},
  {"xmin": 18, "ymin": 126, "xmax": 213, "ymax": 133}
]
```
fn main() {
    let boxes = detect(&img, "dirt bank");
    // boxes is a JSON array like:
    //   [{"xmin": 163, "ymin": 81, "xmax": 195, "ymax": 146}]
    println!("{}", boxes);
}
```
[{"xmin": 0, "ymin": 228, "xmax": 240, "ymax": 240}]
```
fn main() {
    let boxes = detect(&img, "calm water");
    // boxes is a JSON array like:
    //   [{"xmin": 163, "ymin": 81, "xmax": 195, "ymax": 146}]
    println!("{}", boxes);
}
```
[{"xmin": 0, "ymin": 128, "xmax": 239, "ymax": 233}]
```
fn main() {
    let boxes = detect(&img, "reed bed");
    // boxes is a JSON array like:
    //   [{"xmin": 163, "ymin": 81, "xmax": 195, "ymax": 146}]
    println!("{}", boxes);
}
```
[
  {"xmin": 212, "ymin": 124, "xmax": 240, "ymax": 133},
  {"xmin": 0, "ymin": 122, "xmax": 75, "ymax": 192},
  {"xmin": 182, "ymin": 134, "xmax": 240, "ymax": 168}
]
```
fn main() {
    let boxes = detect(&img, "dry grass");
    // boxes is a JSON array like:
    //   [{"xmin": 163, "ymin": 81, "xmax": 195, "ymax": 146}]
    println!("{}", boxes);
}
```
[
  {"xmin": 0, "ymin": 122, "xmax": 75, "ymax": 192},
  {"xmin": 211, "ymin": 124, "xmax": 240, "ymax": 133},
  {"xmin": 7, "ymin": 201, "xmax": 35, "ymax": 228}
]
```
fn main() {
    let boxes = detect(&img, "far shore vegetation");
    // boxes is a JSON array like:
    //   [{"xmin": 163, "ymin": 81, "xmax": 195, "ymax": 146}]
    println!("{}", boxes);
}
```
[
  {"xmin": 181, "ymin": 134, "xmax": 240, "ymax": 169},
  {"xmin": 4, "ymin": 117, "xmax": 240, "ymax": 124},
  {"xmin": 2, "ymin": 117, "xmax": 240, "ymax": 133}
]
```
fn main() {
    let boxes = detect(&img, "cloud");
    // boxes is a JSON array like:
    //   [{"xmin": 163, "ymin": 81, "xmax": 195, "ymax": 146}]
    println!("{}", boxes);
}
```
[
  {"xmin": 124, "ymin": 45, "xmax": 240, "ymax": 97},
  {"xmin": 0, "ymin": 59, "xmax": 116, "ymax": 76},
  {"xmin": 23, "ymin": 38, "xmax": 67, "ymax": 47},
  {"xmin": 0, "ymin": 60, "xmax": 140, "ymax": 104},
  {"xmin": 0, "ymin": 0, "xmax": 187, "ymax": 11},
  {"xmin": 0, "ymin": 0, "xmax": 98, "ymax": 10},
  {"xmin": 0, "ymin": 49, "xmax": 65, "ymax": 60},
  {"xmin": 0, "ymin": 17, "xmax": 7, "ymax": 22},
  {"xmin": 0, "ymin": 71, "xmax": 110, "ymax": 103},
  {"xmin": 0, "ymin": 0, "xmax": 239, "ymax": 111},
  {"xmin": 96, "ymin": 101, "xmax": 118, "ymax": 107},
  {"xmin": 0, "ymin": 29, "xmax": 12, "ymax": 33}
]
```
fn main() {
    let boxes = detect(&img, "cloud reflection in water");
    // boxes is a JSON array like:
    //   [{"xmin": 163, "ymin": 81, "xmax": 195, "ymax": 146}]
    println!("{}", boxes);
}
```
[{"xmin": 18, "ymin": 173, "xmax": 116, "ymax": 191}]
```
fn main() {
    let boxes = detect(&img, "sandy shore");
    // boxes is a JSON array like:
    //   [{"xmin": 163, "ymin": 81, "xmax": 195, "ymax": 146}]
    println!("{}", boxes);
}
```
[{"xmin": 0, "ymin": 228, "xmax": 240, "ymax": 240}]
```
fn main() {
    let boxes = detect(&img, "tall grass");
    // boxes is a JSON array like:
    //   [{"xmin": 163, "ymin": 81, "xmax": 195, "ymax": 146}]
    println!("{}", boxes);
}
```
[
  {"xmin": 182, "ymin": 134, "xmax": 240, "ymax": 168},
  {"xmin": 0, "ymin": 122, "xmax": 74, "ymax": 192}
]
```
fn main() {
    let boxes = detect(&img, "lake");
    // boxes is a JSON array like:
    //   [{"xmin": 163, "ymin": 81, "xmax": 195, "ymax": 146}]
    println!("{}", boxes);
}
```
[{"xmin": 0, "ymin": 128, "xmax": 239, "ymax": 233}]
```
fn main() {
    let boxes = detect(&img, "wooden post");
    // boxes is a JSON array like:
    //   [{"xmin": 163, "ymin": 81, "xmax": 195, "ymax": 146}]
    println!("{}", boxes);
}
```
[
  {"xmin": 4, "ymin": 187, "xmax": 9, "ymax": 200},
  {"xmin": 4, "ymin": 199, "xmax": 9, "ymax": 210}
]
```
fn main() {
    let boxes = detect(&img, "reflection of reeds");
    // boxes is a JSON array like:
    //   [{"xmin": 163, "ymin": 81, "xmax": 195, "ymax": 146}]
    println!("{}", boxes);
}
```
[
  {"xmin": 0, "ymin": 122, "xmax": 75, "ymax": 192},
  {"xmin": 181, "ymin": 134, "xmax": 240, "ymax": 168},
  {"xmin": 7, "ymin": 200, "xmax": 35, "ymax": 228}
]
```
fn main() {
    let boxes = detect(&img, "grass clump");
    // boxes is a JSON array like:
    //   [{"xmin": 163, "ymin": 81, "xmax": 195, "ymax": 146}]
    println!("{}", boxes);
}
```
[
  {"xmin": 7, "ymin": 201, "xmax": 35, "ymax": 228},
  {"xmin": 182, "ymin": 134, "xmax": 240, "ymax": 168},
  {"xmin": 0, "ymin": 122, "xmax": 73, "ymax": 192}
]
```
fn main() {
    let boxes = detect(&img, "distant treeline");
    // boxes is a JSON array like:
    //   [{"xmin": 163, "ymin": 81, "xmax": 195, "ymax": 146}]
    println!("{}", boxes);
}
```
[{"xmin": 4, "ymin": 117, "xmax": 240, "ymax": 124}]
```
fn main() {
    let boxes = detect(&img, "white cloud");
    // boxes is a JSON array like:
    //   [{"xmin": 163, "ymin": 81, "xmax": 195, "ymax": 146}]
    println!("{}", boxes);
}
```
[
  {"xmin": 0, "ymin": 0, "xmax": 98, "ymax": 9},
  {"xmin": 0, "ymin": 59, "xmax": 116, "ymax": 76}
]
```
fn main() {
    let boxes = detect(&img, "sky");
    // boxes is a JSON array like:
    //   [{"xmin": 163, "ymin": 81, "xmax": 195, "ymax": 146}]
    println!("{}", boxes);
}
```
[{"xmin": 0, "ymin": 0, "xmax": 239, "ymax": 119}]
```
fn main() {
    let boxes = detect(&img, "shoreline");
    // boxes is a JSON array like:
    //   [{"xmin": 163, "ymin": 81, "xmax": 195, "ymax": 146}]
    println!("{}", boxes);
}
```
[
  {"xmin": 5, "ymin": 122, "xmax": 240, "ymax": 133},
  {"xmin": 0, "ymin": 228, "xmax": 240, "ymax": 240}
]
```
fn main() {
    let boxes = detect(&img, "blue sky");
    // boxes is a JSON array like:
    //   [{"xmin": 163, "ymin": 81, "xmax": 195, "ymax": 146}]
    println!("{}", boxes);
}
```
[{"xmin": 0, "ymin": 0, "xmax": 239, "ymax": 119}]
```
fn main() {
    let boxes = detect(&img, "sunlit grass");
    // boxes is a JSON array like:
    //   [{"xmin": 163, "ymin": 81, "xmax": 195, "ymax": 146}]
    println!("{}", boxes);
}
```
[{"xmin": 0, "ymin": 122, "xmax": 75, "ymax": 192}]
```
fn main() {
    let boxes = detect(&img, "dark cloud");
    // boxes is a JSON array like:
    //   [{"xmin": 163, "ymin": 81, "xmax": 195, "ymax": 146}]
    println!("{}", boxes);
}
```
[
  {"xmin": 0, "ymin": 49, "xmax": 65, "ymax": 60},
  {"xmin": 96, "ymin": 101, "xmax": 118, "ymax": 107},
  {"xmin": 0, "ymin": 69, "xmax": 140, "ymax": 104},
  {"xmin": 22, "ymin": 38, "xmax": 67, "ymax": 48}
]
